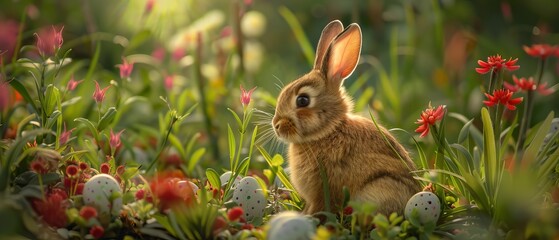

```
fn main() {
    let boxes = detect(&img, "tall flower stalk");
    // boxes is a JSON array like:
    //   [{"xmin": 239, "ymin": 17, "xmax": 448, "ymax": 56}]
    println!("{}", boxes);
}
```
[{"xmin": 515, "ymin": 44, "xmax": 558, "ymax": 164}]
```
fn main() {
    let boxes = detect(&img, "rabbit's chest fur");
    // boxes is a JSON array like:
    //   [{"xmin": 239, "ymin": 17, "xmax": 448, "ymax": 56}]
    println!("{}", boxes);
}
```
[{"xmin": 288, "ymin": 115, "xmax": 417, "ymax": 213}]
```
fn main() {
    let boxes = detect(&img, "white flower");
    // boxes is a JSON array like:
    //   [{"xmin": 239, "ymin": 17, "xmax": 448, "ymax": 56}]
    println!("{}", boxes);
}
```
[
  {"xmin": 243, "ymin": 41, "xmax": 264, "ymax": 73},
  {"xmin": 241, "ymin": 11, "xmax": 266, "ymax": 38}
]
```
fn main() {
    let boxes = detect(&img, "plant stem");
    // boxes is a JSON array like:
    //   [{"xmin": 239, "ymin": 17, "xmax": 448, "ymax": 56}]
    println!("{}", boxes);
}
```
[
  {"xmin": 193, "ymin": 32, "xmax": 221, "ymax": 162},
  {"xmin": 515, "ymin": 57, "xmax": 546, "ymax": 165},
  {"xmin": 146, "ymin": 116, "xmax": 176, "ymax": 172}
]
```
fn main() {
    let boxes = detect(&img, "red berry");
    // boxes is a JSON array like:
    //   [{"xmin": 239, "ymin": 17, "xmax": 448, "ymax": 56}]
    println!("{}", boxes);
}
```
[{"xmin": 227, "ymin": 207, "xmax": 244, "ymax": 221}]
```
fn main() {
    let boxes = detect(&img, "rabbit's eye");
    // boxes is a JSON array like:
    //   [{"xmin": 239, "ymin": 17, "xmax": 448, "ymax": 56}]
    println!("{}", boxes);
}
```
[{"xmin": 296, "ymin": 94, "xmax": 310, "ymax": 108}]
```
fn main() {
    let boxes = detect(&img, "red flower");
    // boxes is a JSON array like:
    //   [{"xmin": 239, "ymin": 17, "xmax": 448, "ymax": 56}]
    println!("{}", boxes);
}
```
[
  {"xmin": 241, "ymin": 223, "xmax": 254, "ymax": 230},
  {"xmin": 93, "ymin": 81, "xmax": 110, "ymax": 103},
  {"xmin": 504, "ymin": 75, "xmax": 554, "ymax": 96},
  {"xmin": 35, "ymin": 25, "xmax": 64, "ymax": 56},
  {"xmin": 475, "ymin": 55, "xmax": 519, "ymax": 74},
  {"xmin": 30, "ymin": 158, "xmax": 49, "ymax": 174},
  {"xmin": 483, "ymin": 89, "xmax": 523, "ymax": 110},
  {"xmin": 415, "ymin": 105, "xmax": 446, "ymax": 138},
  {"xmin": 100, "ymin": 163, "xmax": 111, "ymax": 174},
  {"xmin": 32, "ymin": 189, "xmax": 68, "ymax": 228},
  {"xmin": 66, "ymin": 165, "xmax": 79, "ymax": 178},
  {"xmin": 79, "ymin": 206, "xmax": 98, "ymax": 220},
  {"xmin": 79, "ymin": 162, "xmax": 89, "ymax": 171},
  {"xmin": 89, "ymin": 225, "xmax": 104, "ymax": 239},
  {"xmin": 135, "ymin": 189, "xmax": 145, "ymax": 200},
  {"xmin": 75, "ymin": 182, "xmax": 85, "ymax": 195},
  {"xmin": 66, "ymin": 76, "xmax": 83, "ymax": 91},
  {"xmin": 118, "ymin": 57, "xmax": 134, "ymax": 79},
  {"xmin": 213, "ymin": 216, "xmax": 227, "ymax": 234},
  {"xmin": 240, "ymin": 85, "xmax": 256, "ymax": 106},
  {"xmin": 227, "ymin": 207, "xmax": 244, "ymax": 221},
  {"xmin": 163, "ymin": 153, "xmax": 182, "ymax": 167},
  {"xmin": 523, "ymin": 44, "xmax": 558, "ymax": 59},
  {"xmin": 343, "ymin": 206, "xmax": 353, "ymax": 215},
  {"xmin": 150, "ymin": 173, "xmax": 194, "ymax": 210},
  {"xmin": 116, "ymin": 165, "xmax": 126, "ymax": 176}
]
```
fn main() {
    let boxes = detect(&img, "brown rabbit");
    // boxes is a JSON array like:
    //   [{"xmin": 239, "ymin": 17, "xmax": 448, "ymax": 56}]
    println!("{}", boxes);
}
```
[{"xmin": 272, "ymin": 20, "xmax": 420, "ymax": 215}]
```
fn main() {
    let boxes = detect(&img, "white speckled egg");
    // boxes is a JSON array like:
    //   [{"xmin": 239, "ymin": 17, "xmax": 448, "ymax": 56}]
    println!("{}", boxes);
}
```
[
  {"xmin": 220, "ymin": 171, "xmax": 243, "ymax": 189},
  {"xmin": 83, "ymin": 174, "xmax": 122, "ymax": 216},
  {"xmin": 404, "ymin": 191, "xmax": 441, "ymax": 224},
  {"xmin": 268, "ymin": 211, "xmax": 316, "ymax": 240},
  {"xmin": 232, "ymin": 176, "xmax": 266, "ymax": 221},
  {"xmin": 177, "ymin": 180, "xmax": 199, "ymax": 196}
]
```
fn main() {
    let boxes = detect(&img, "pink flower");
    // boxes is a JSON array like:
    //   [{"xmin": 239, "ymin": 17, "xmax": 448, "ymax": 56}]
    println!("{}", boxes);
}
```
[
  {"xmin": 172, "ymin": 48, "xmax": 185, "ymax": 62},
  {"xmin": 483, "ymin": 89, "xmax": 523, "ymax": 110},
  {"xmin": 66, "ymin": 76, "xmax": 83, "ymax": 91},
  {"xmin": 118, "ymin": 57, "xmax": 134, "ymax": 79},
  {"xmin": 109, "ymin": 129, "xmax": 125, "ymax": 151},
  {"xmin": 415, "ymin": 105, "xmax": 446, "ymax": 138},
  {"xmin": 59, "ymin": 124, "xmax": 75, "ymax": 145},
  {"xmin": 151, "ymin": 46, "xmax": 165, "ymax": 62},
  {"xmin": 475, "ymin": 55, "xmax": 519, "ymax": 74},
  {"xmin": 240, "ymin": 85, "xmax": 256, "ymax": 106},
  {"xmin": 92, "ymin": 81, "xmax": 110, "ymax": 103},
  {"xmin": 164, "ymin": 75, "xmax": 174, "ymax": 91},
  {"xmin": 145, "ymin": 0, "xmax": 155, "ymax": 13},
  {"xmin": 0, "ymin": 20, "xmax": 19, "ymax": 62},
  {"xmin": 35, "ymin": 25, "xmax": 64, "ymax": 56}
]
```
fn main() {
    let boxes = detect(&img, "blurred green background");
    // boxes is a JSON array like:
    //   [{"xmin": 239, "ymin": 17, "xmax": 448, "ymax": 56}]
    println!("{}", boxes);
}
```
[{"xmin": 2, "ymin": 0, "xmax": 559, "ymax": 165}]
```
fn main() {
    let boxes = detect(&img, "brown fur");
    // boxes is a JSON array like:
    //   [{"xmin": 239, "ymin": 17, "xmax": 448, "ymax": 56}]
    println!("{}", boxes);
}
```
[{"xmin": 272, "ymin": 20, "xmax": 420, "ymax": 215}]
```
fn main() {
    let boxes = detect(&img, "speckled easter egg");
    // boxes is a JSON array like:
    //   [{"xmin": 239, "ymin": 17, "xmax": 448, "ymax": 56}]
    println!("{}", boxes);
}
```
[
  {"xmin": 83, "ymin": 174, "xmax": 122, "ymax": 216},
  {"xmin": 177, "ymin": 180, "xmax": 199, "ymax": 196},
  {"xmin": 404, "ymin": 191, "xmax": 441, "ymax": 224},
  {"xmin": 220, "ymin": 171, "xmax": 243, "ymax": 189},
  {"xmin": 268, "ymin": 211, "xmax": 316, "ymax": 240},
  {"xmin": 232, "ymin": 176, "xmax": 266, "ymax": 221}
]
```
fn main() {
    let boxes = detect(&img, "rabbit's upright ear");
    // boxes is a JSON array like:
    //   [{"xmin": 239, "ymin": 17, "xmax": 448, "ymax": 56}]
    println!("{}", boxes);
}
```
[
  {"xmin": 313, "ymin": 20, "xmax": 344, "ymax": 70},
  {"xmin": 323, "ymin": 23, "xmax": 362, "ymax": 87}
]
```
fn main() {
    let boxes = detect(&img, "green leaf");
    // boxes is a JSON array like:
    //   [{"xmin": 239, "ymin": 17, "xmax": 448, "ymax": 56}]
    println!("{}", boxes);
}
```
[
  {"xmin": 44, "ymin": 85, "xmax": 61, "ymax": 117},
  {"xmin": 354, "ymin": 87, "xmax": 375, "ymax": 112},
  {"xmin": 205, "ymin": 168, "xmax": 221, "ymax": 189},
  {"xmin": 481, "ymin": 107, "xmax": 497, "ymax": 197},
  {"xmin": 124, "ymin": 30, "xmax": 152, "ymax": 55},
  {"xmin": 227, "ymin": 124, "xmax": 236, "ymax": 168},
  {"xmin": 97, "ymin": 107, "xmax": 117, "ymax": 132},
  {"xmin": 84, "ymin": 42, "xmax": 101, "ymax": 82},
  {"xmin": 457, "ymin": 119, "xmax": 474, "ymax": 144},
  {"xmin": 187, "ymin": 148, "xmax": 206, "ymax": 173},
  {"xmin": 75, "ymin": 117, "xmax": 99, "ymax": 142},
  {"xmin": 278, "ymin": 6, "xmax": 314, "ymax": 67},
  {"xmin": 8, "ymin": 79, "xmax": 37, "ymax": 111},
  {"xmin": 227, "ymin": 108, "xmax": 242, "ymax": 129},
  {"xmin": 521, "ymin": 112, "xmax": 554, "ymax": 167}
]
